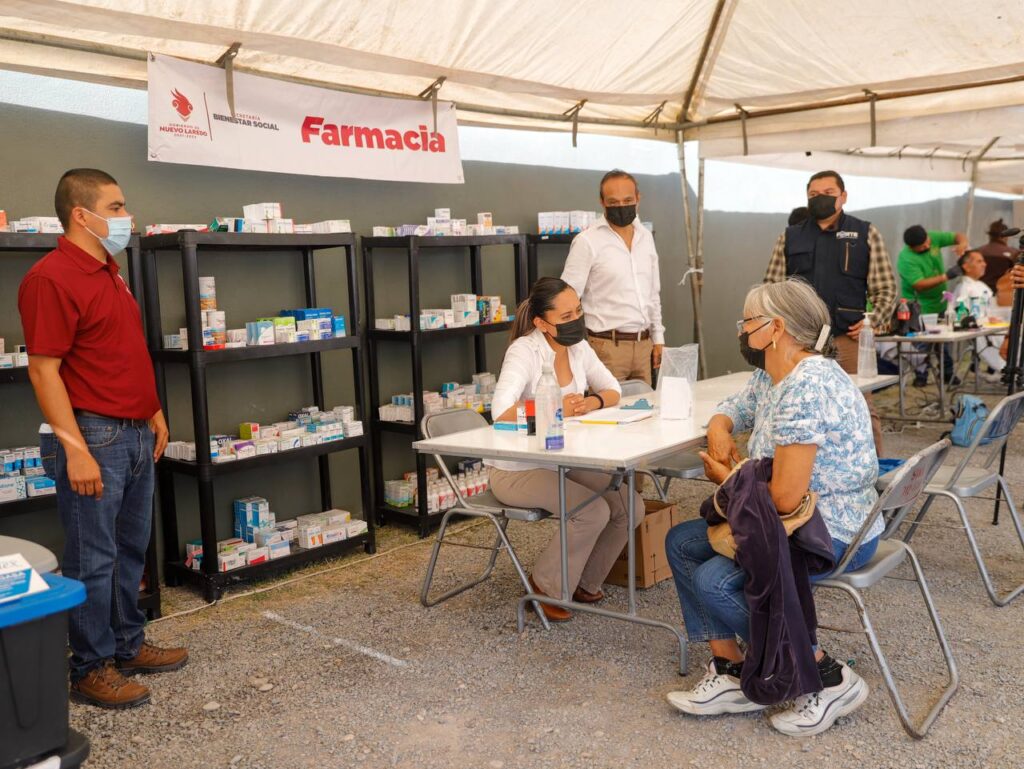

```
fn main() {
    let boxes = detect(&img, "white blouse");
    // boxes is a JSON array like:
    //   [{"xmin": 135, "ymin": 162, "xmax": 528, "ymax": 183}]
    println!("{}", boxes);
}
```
[{"xmin": 487, "ymin": 329, "xmax": 620, "ymax": 472}]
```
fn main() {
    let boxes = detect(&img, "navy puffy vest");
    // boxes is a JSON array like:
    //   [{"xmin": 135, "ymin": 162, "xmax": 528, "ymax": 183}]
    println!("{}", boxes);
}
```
[{"xmin": 784, "ymin": 212, "xmax": 872, "ymax": 334}]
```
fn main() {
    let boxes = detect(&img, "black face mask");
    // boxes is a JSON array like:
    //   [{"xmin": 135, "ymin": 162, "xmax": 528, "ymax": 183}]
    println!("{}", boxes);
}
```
[
  {"xmin": 738, "ymin": 322, "xmax": 772, "ymax": 370},
  {"xmin": 548, "ymin": 316, "xmax": 587, "ymax": 347},
  {"xmin": 605, "ymin": 204, "xmax": 636, "ymax": 228},
  {"xmin": 807, "ymin": 194, "xmax": 838, "ymax": 221}
]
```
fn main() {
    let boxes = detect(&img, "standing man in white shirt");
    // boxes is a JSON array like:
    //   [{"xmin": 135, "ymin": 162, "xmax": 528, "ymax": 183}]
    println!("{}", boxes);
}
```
[{"xmin": 561, "ymin": 169, "xmax": 665, "ymax": 385}]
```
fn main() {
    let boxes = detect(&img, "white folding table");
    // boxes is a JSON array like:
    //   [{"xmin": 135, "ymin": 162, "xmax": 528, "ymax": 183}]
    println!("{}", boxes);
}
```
[
  {"xmin": 877, "ymin": 327, "xmax": 1008, "ymax": 419},
  {"xmin": 412, "ymin": 370, "xmax": 897, "ymax": 673}
]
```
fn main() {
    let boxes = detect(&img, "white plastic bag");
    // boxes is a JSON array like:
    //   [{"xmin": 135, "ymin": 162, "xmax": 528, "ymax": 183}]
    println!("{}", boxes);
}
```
[{"xmin": 656, "ymin": 344, "xmax": 698, "ymax": 420}]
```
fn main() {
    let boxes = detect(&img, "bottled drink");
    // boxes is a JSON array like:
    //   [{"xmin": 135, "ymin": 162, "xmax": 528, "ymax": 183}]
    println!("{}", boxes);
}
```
[
  {"xmin": 896, "ymin": 298, "xmax": 911, "ymax": 334},
  {"xmin": 857, "ymin": 313, "xmax": 877, "ymax": 378},
  {"xmin": 534, "ymin": 363, "xmax": 564, "ymax": 451}
]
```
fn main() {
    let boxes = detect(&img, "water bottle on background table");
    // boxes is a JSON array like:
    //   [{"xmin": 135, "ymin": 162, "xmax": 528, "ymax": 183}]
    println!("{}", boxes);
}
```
[{"xmin": 857, "ymin": 313, "xmax": 877, "ymax": 378}]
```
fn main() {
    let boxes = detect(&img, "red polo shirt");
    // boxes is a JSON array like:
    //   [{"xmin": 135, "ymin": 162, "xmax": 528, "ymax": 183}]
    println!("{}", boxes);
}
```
[{"xmin": 18, "ymin": 236, "xmax": 160, "ymax": 420}]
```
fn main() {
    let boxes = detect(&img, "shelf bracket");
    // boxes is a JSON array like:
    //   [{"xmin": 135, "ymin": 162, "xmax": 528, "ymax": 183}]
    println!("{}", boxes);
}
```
[
  {"xmin": 215, "ymin": 42, "xmax": 242, "ymax": 118},
  {"xmin": 418, "ymin": 76, "xmax": 447, "ymax": 134},
  {"xmin": 562, "ymin": 99, "xmax": 587, "ymax": 148}
]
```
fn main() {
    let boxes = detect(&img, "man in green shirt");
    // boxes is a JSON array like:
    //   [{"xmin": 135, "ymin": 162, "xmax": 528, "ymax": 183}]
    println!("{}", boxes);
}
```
[
  {"xmin": 897, "ymin": 225, "xmax": 968, "ymax": 314},
  {"xmin": 897, "ymin": 225, "xmax": 968, "ymax": 386}
]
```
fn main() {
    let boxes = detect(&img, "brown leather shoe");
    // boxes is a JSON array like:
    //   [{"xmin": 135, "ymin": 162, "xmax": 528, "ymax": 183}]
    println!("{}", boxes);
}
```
[
  {"xmin": 572, "ymin": 586, "xmax": 604, "ymax": 603},
  {"xmin": 116, "ymin": 641, "xmax": 189, "ymax": 675},
  {"xmin": 71, "ymin": 662, "xmax": 151, "ymax": 709},
  {"xmin": 528, "ymin": 577, "xmax": 572, "ymax": 622}
]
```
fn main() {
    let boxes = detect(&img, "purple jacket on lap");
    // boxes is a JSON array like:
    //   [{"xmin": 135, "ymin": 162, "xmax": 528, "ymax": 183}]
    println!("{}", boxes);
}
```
[{"xmin": 700, "ymin": 458, "xmax": 835, "ymax": 705}]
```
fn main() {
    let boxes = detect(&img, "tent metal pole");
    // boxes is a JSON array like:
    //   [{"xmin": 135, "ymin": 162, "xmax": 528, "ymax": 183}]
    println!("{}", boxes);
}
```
[
  {"xmin": 695, "ymin": 159, "xmax": 708, "ymax": 378},
  {"xmin": 966, "ymin": 137, "xmax": 1001, "ymax": 236},
  {"xmin": 678, "ymin": 135, "xmax": 706, "ymax": 377}
]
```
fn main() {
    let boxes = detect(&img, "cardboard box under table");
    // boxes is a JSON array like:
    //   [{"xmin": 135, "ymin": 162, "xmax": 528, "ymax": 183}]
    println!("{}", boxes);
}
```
[{"xmin": 604, "ymin": 500, "xmax": 684, "ymax": 589}]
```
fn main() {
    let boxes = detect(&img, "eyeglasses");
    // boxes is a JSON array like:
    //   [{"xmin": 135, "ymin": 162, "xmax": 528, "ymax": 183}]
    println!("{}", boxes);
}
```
[{"xmin": 736, "ymin": 315, "xmax": 771, "ymax": 333}]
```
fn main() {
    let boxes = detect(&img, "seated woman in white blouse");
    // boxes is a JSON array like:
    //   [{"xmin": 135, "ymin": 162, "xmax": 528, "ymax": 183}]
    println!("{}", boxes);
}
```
[{"xmin": 488, "ymin": 277, "xmax": 641, "ymax": 623}]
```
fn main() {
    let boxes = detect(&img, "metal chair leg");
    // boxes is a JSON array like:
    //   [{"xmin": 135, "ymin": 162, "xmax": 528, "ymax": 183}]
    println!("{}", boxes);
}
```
[
  {"xmin": 900, "ymin": 495, "xmax": 936, "ymax": 544},
  {"xmin": 420, "ymin": 509, "xmax": 551, "ymax": 628},
  {"xmin": 935, "ymin": 486, "xmax": 1024, "ymax": 607},
  {"xmin": 637, "ymin": 469, "xmax": 669, "ymax": 502},
  {"xmin": 822, "ymin": 554, "xmax": 958, "ymax": 739},
  {"xmin": 420, "ymin": 509, "xmax": 503, "ymax": 607}
]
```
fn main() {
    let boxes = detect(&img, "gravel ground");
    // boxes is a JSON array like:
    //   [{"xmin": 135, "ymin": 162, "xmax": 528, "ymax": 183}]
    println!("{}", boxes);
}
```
[{"xmin": 69, "ymin": 388, "xmax": 1024, "ymax": 769}]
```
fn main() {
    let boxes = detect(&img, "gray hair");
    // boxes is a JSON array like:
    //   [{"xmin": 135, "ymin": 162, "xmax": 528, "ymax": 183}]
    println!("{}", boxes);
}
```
[{"xmin": 744, "ymin": 279, "xmax": 836, "ymax": 357}]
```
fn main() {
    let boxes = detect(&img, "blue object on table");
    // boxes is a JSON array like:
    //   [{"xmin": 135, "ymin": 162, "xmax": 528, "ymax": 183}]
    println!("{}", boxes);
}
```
[
  {"xmin": 877, "ymin": 458, "xmax": 905, "ymax": 476},
  {"xmin": 622, "ymin": 398, "xmax": 653, "ymax": 411}
]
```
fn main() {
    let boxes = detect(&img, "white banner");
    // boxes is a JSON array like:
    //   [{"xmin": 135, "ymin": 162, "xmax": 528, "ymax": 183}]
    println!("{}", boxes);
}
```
[{"xmin": 147, "ymin": 54, "xmax": 464, "ymax": 184}]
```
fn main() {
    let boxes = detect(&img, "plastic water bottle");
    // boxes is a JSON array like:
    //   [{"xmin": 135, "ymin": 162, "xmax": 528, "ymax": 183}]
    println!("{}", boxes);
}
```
[
  {"xmin": 857, "ymin": 313, "xmax": 878, "ymax": 378},
  {"xmin": 534, "ymin": 363, "xmax": 564, "ymax": 451}
]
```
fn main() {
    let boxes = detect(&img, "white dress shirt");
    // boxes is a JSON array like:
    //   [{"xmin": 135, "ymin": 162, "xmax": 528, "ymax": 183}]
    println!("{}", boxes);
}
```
[
  {"xmin": 561, "ymin": 216, "xmax": 665, "ymax": 345},
  {"xmin": 487, "ymin": 329, "xmax": 621, "ymax": 472},
  {"xmin": 953, "ymin": 275, "xmax": 993, "ymax": 308}
]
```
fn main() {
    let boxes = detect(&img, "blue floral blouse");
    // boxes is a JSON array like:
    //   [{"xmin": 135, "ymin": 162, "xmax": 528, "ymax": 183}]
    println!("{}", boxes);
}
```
[{"xmin": 714, "ymin": 356, "xmax": 881, "ymax": 544}]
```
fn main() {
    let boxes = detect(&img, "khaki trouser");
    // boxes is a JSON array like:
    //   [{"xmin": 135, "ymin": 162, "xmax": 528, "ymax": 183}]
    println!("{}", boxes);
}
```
[
  {"xmin": 488, "ymin": 467, "xmax": 644, "ymax": 596},
  {"xmin": 834, "ymin": 333, "xmax": 883, "ymax": 456},
  {"xmin": 587, "ymin": 335, "xmax": 654, "ymax": 385}
]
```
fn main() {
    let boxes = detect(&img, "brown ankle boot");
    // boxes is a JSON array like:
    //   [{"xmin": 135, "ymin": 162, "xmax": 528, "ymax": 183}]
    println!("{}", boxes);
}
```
[
  {"xmin": 116, "ymin": 641, "xmax": 189, "ymax": 675},
  {"xmin": 528, "ymin": 577, "xmax": 573, "ymax": 622},
  {"xmin": 71, "ymin": 662, "xmax": 151, "ymax": 709}
]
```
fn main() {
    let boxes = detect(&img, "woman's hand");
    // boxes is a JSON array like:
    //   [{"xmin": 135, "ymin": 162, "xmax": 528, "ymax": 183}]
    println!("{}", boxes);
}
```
[
  {"xmin": 562, "ymin": 393, "xmax": 586, "ymax": 417},
  {"xmin": 699, "ymin": 451, "xmax": 733, "ymax": 485},
  {"xmin": 706, "ymin": 417, "xmax": 741, "ymax": 466}
]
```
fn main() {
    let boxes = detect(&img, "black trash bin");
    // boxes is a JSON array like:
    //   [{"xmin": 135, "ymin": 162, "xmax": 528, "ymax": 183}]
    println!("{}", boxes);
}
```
[{"xmin": 0, "ymin": 573, "xmax": 87, "ymax": 769}]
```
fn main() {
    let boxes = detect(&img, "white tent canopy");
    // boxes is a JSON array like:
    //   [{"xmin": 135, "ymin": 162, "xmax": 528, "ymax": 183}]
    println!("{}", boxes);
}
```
[
  {"xmin": 3, "ymin": 0, "xmax": 1022, "ymax": 371},
  {"xmin": 1, "ymin": 1, "xmax": 1022, "ymax": 169}
]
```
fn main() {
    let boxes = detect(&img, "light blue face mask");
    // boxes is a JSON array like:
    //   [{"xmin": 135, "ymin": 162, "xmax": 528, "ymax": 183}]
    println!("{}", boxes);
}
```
[{"xmin": 81, "ymin": 208, "xmax": 133, "ymax": 255}]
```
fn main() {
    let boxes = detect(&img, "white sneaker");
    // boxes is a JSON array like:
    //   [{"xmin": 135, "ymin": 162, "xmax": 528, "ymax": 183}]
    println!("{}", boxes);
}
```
[
  {"xmin": 666, "ymin": 659, "xmax": 766, "ymax": 716},
  {"xmin": 982, "ymin": 370, "xmax": 1005, "ymax": 384},
  {"xmin": 770, "ymin": 663, "xmax": 869, "ymax": 737}
]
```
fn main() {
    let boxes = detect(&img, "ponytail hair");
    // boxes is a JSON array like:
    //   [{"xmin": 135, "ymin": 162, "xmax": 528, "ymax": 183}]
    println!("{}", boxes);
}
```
[{"xmin": 510, "ymin": 277, "xmax": 574, "ymax": 341}]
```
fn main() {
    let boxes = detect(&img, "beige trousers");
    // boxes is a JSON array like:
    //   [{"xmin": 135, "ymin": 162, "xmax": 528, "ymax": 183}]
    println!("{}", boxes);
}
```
[
  {"xmin": 488, "ymin": 467, "xmax": 645, "ymax": 596},
  {"xmin": 833, "ymin": 333, "xmax": 883, "ymax": 456},
  {"xmin": 587, "ymin": 335, "xmax": 654, "ymax": 385}
]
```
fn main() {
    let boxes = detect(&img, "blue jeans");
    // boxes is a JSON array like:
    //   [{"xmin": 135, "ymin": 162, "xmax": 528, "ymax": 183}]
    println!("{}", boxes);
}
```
[
  {"xmin": 665, "ymin": 518, "xmax": 878, "ymax": 644},
  {"xmin": 41, "ymin": 416, "xmax": 154, "ymax": 681}
]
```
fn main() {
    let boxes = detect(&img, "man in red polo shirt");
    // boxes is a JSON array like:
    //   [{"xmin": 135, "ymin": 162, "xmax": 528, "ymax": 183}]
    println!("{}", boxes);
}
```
[{"xmin": 19, "ymin": 169, "xmax": 187, "ymax": 709}]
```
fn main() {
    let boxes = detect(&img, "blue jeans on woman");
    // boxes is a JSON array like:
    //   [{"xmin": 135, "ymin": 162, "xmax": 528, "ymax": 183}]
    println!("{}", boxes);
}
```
[
  {"xmin": 665, "ymin": 517, "xmax": 878, "ymax": 644},
  {"xmin": 41, "ymin": 415, "xmax": 154, "ymax": 682}
]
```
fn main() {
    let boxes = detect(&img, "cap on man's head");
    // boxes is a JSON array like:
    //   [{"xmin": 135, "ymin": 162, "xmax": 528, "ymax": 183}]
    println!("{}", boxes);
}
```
[{"xmin": 903, "ymin": 225, "xmax": 928, "ymax": 248}]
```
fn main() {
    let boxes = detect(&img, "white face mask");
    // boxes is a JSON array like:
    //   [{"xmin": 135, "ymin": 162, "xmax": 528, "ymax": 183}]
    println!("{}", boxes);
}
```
[{"xmin": 81, "ymin": 208, "xmax": 133, "ymax": 255}]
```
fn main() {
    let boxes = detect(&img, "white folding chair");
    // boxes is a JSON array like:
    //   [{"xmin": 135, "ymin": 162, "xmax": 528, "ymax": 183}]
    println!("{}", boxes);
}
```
[
  {"xmin": 419, "ymin": 408, "xmax": 552, "ymax": 628},
  {"xmin": 817, "ymin": 438, "xmax": 959, "ymax": 739},
  {"xmin": 877, "ymin": 391, "xmax": 1024, "ymax": 606},
  {"xmin": 619, "ymin": 379, "xmax": 708, "ymax": 501}
]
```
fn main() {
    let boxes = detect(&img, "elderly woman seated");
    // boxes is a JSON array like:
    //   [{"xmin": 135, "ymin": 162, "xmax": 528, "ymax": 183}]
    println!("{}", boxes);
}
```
[{"xmin": 664, "ymin": 278, "xmax": 882, "ymax": 737}]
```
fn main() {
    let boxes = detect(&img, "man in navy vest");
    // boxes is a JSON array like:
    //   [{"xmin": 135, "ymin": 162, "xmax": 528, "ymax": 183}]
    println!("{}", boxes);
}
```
[{"xmin": 765, "ymin": 170, "xmax": 897, "ymax": 454}]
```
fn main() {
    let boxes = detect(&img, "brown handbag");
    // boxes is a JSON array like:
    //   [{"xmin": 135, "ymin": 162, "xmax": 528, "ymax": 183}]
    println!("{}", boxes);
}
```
[{"xmin": 706, "ymin": 460, "xmax": 818, "ymax": 559}]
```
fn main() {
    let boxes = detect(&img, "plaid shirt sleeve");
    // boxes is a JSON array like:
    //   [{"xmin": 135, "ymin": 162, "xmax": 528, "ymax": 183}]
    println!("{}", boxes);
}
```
[
  {"xmin": 764, "ymin": 232, "xmax": 787, "ymax": 283},
  {"xmin": 865, "ymin": 224, "xmax": 897, "ymax": 333}
]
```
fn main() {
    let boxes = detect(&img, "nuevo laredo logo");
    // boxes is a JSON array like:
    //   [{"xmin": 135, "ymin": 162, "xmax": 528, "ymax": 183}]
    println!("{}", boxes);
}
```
[
  {"xmin": 171, "ymin": 89, "xmax": 193, "ymax": 121},
  {"xmin": 158, "ymin": 87, "xmax": 208, "ymax": 138}
]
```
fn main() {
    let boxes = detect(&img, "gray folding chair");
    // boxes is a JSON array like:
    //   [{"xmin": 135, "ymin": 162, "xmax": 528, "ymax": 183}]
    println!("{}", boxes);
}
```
[
  {"xmin": 619, "ymin": 379, "xmax": 708, "ymax": 501},
  {"xmin": 877, "ymin": 391, "xmax": 1024, "ymax": 606},
  {"xmin": 816, "ymin": 438, "xmax": 958, "ymax": 739},
  {"xmin": 419, "ymin": 408, "xmax": 552, "ymax": 628}
]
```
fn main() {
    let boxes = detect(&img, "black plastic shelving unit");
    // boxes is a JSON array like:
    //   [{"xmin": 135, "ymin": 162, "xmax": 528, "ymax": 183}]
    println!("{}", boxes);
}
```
[
  {"xmin": 525, "ymin": 233, "xmax": 575, "ymax": 288},
  {"xmin": 139, "ymin": 231, "xmax": 375, "ymax": 602},
  {"xmin": 0, "ymin": 233, "xmax": 161, "ymax": 617},
  {"xmin": 363, "ymin": 234, "xmax": 527, "ymax": 537}
]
